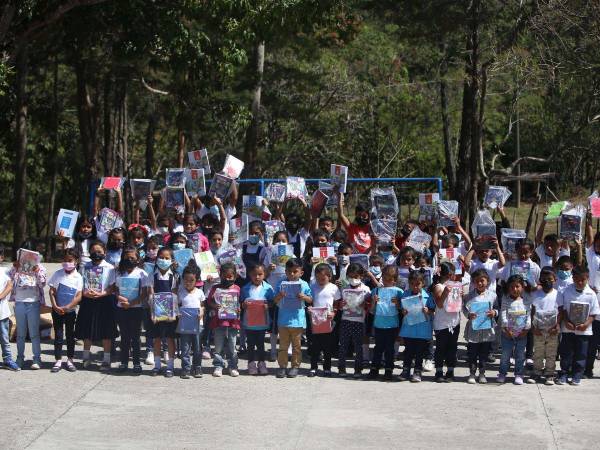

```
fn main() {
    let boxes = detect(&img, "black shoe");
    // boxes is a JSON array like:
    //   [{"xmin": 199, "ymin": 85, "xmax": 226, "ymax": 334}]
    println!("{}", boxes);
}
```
[
  {"xmin": 367, "ymin": 368, "xmax": 379, "ymax": 380},
  {"xmin": 180, "ymin": 370, "xmax": 190, "ymax": 379},
  {"xmin": 308, "ymin": 370, "xmax": 316, "ymax": 378},
  {"xmin": 434, "ymin": 371, "xmax": 444, "ymax": 383},
  {"xmin": 117, "ymin": 364, "xmax": 127, "ymax": 373},
  {"xmin": 383, "ymin": 369, "xmax": 393, "ymax": 381},
  {"xmin": 165, "ymin": 369, "xmax": 174, "ymax": 378},
  {"xmin": 398, "ymin": 370, "xmax": 410, "ymax": 381},
  {"xmin": 150, "ymin": 367, "xmax": 160, "ymax": 377},
  {"xmin": 276, "ymin": 368, "xmax": 286, "ymax": 378},
  {"xmin": 445, "ymin": 370, "xmax": 455, "ymax": 382},
  {"xmin": 193, "ymin": 368, "xmax": 203, "ymax": 378},
  {"xmin": 323, "ymin": 370, "xmax": 332, "ymax": 377},
  {"xmin": 132, "ymin": 365, "xmax": 142, "ymax": 375},
  {"xmin": 338, "ymin": 366, "xmax": 347, "ymax": 376},
  {"xmin": 287, "ymin": 367, "xmax": 299, "ymax": 378}
]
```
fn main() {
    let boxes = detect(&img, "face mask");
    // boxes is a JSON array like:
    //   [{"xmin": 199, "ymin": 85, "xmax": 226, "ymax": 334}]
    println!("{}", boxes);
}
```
[
  {"xmin": 540, "ymin": 280, "xmax": 554, "ymax": 290},
  {"xmin": 78, "ymin": 232, "xmax": 92, "ymax": 240},
  {"xmin": 248, "ymin": 235, "xmax": 260, "ymax": 245},
  {"xmin": 316, "ymin": 241, "xmax": 328, "ymax": 248},
  {"xmin": 173, "ymin": 242, "xmax": 186, "ymax": 250},
  {"xmin": 90, "ymin": 252, "xmax": 105, "ymax": 262},
  {"xmin": 62, "ymin": 262, "xmax": 76, "ymax": 272},
  {"xmin": 158, "ymin": 226, "xmax": 169, "ymax": 234},
  {"xmin": 557, "ymin": 270, "xmax": 571, "ymax": 281},
  {"xmin": 138, "ymin": 249, "xmax": 146, "ymax": 260},
  {"xmin": 146, "ymin": 248, "xmax": 158, "ymax": 259},
  {"xmin": 381, "ymin": 251, "xmax": 392, "ymax": 260},
  {"xmin": 401, "ymin": 227, "xmax": 411, "ymax": 237},
  {"xmin": 221, "ymin": 279, "xmax": 235, "ymax": 288},
  {"xmin": 369, "ymin": 266, "xmax": 382, "ymax": 277},
  {"xmin": 122, "ymin": 258, "xmax": 137, "ymax": 270},
  {"xmin": 108, "ymin": 241, "xmax": 124, "ymax": 251},
  {"xmin": 340, "ymin": 255, "xmax": 350, "ymax": 266},
  {"xmin": 347, "ymin": 277, "xmax": 361, "ymax": 287},
  {"xmin": 332, "ymin": 241, "xmax": 340, "ymax": 251},
  {"xmin": 287, "ymin": 224, "xmax": 299, "ymax": 234},
  {"xmin": 156, "ymin": 258, "xmax": 172, "ymax": 271},
  {"xmin": 356, "ymin": 217, "xmax": 369, "ymax": 226}
]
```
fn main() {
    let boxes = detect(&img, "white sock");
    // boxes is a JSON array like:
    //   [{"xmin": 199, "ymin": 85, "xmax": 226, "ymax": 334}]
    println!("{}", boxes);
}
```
[
  {"xmin": 394, "ymin": 341, "xmax": 400, "ymax": 354},
  {"xmin": 103, "ymin": 352, "xmax": 110, "ymax": 363},
  {"xmin": 167, "ymin": 359, "xmax": 174, "ymax": 370},
  {"xmin": 83, "ymin": 350, "xmax": 90, "ymax": 360},
  {"xmin": 154, "ymin": 356, "xmax": 161, "ymax": 369}
]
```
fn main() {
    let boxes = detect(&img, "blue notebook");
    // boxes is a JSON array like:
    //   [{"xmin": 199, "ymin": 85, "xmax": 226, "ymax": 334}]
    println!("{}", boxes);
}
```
[
  {"xmin": 375, "ymin": 287, "xmax": 398, "ymax": 317},
  {"xmin": 178, "ymin": 307, "xmax": 201, "ymax": 334},
  {"xmin": 119, "ymin": 277, "xmax": 140, "ymax": 301},
  {"xmin": 470, "ymin": 300, "xmax": 493, "ymax": 331},
  {"xmin": 56, "ymin": 283, "xmax": 77, "ymax": 307},
  {"xmin": 280, "ymin": 281, "xmax": 302, "ymax": 310},
  {"xmin": 174, "ymin": 248, "xmax": 194, "ymax": 276},
  {"xmin": 402, "ymin": 294, "xmax": 426, "ymax": 326}
]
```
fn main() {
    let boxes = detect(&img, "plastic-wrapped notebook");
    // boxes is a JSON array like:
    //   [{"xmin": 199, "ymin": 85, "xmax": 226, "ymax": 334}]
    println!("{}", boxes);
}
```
[
  {"xmin": 342, "ymin": 289, "xmax": 366, "ymax": 319},
  {"xmin": 533, "ymin": 310, "xmax": 557, "ymax": 330},
  {"xmin": 177, "ymin": 307, "xmax": 201, "ymax": 334},
  {"xmin": 173, "ymin": 248, "xmax": 193, "ymax": 276},
  {"xmin": 165, "ymin": 168, "xmax": 186, "ymax": 188},
  {"xmin": 375, "ymin": 287, "xmax": 398, "ymax": 317},
  {"xmin": 222, "ymin": 154, "xmax": 245, "ymax": 179},
  {"xmin": 402, "ymin": 294, "xmax": 426, "ymax": 326},
  {"xmin": 152, "ymin": 293, "xmax": 178, "ymax": 322},
  {"xmin": 84, "ymin": 266, "xmax": 104, "ymax": 292},
  {"xmin": 185, "ymin": 169, "xmax": 205, "ymax": 197},
  {"xmin": 330, "ymin": 164, "xmax": 348, "ymax": 194},
  {"xmin": 444, "ymin": 281, "xmax": 463, "ymax": 313},
  {"xmin": 245, "ymin": 300, "xmax": 267, "ymax": 327},
  {"xmin": 309, "ymin": 307, "xmax": 332, "ymax": 334},
  {"xmin": 214, "ymin": 288, "xmax": 239, "ymax": 320},
  {"xmin": 55, "ymin": 209, "xmax": 79, "ymax": 238},
  {"xmin": 271, "ymin": 244, "xmax": 293, "ymax": 273},
  {"xmin": 118, "ymin": 277, "xmax": 140, "ymax": 301},
  {"xmin": 569, "ymin": 301, "xmax": 589, "ymax": 326},
  {"xmin": 265, "ymin": 183, "xmax": 286, "ymax": 203},
  {"xmin": 469, "ymin": 300, "xmax": 493, "ymax": 331},
  {"xmin": 280, "ymin": 281, "xmax": 302, "ymax": 309},
  {"xmin": 56, "ymin": 283, "xmax": 77, "ymax": 307},
  {"xmin": 187, "ymin": 148, "xmax": 211, "ymax": 174}
]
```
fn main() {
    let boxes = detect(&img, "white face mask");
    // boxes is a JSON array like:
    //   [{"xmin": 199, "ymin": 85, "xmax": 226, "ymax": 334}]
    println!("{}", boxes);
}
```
[
  {"xmin": 347, "ymin": 277, "xmax": 361, "ymax": 287},
  {"xmin": 340, "ymin": 255, "xmax": 350, "ymax": 266},
  {"xmin": 158, "ymin": 226, "xmax": 169, "ymax": 234}
]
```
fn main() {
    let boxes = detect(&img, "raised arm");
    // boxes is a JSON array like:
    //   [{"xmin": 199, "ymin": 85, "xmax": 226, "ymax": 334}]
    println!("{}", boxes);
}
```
[
  {"xmin": 586, "ymin": 211, "xmax": 594, "ymax": 248},
  {"xmin": 147, "ymin": 194, "xmax": 157, "ymax": 230},
  {"xmin": 115, "ymin": 187, "xmax": 124, "ymax": 216},
  {"xmin": 452, "ymin": 216, "xmax": 472, "ymax": 251},
  {"xmin": 535, "ymin": 209, "xmax": 547, "ymax": 247},
  {"xmin": 337, "ymin": 192, "xmax": 351, "ymax": 230}
]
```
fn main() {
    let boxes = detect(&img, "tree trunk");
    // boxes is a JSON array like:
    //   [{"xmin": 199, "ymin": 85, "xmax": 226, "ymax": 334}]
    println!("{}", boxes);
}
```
[
  {"xmin": 146, "ymin": 106, "xmax": 158, "ymax": 178},
  {"xmin": 243, "ymin": 40, "xmax": 265, "ymax": 178},
  {"xmin": 13, "ymin": 47, "xmax": 28, "ymax": 253},
  {"xmin": 177, "ymin": 125, "xmax": 185, "ymax": 168},
  {"xmin": 439, "ymin": 45, "xmax": 456, "ymax": 196},
  {"xmin": 45, "ymin": 58, "xmax": 59, "ymax": 259},
  {"xmin": 103, "ymin": 72, "xmax": 114, "ymax": 176}
]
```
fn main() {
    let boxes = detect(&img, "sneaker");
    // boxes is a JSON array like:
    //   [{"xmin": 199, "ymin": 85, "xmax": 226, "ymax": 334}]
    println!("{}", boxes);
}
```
[
  {"xmin": 422, "ymin": 360, "xmax": 434, "ymax": 372},
  {"xmin": 398, "ymin": 370, "xmax": 410, "ymax": 382},
  {"xmin": 527, "ymin": 376, "xmax": 538, "ymax": 384},
  {"xmin": 526, "ymin": 358, "xmax": 534, "ymax": 367},
  {"xmin": 496, "ymin": 374, "xmax": 506, "ymax": 384},
  {"xmin": 117, "ymin": 363, "xmax": 128, "ymax": 373},
  {"xmin": 383, "ymin": 369, "xmax": 394, "ymax": 381},
  {"xmin": 83, "ymin": 359, "xmax": 92, "ymax": 370},
  {"xmin": 338, "ymin": 367, "xmax": 347, "ymax": 376},
  {"xmin": 100, "ymin": 362, "xmax": 111, "ymax": 372},
  {"xmin": 367, "ymin": 369, "xmax": 379, "ymax": 380},
  {"xmin": 193, "ymin": 368, "xmax": 203, "ymax": 378},
  {"xmin": 247, "ymin": 361, "xmax": 258, "ymax": 375},
  {"xmin": 66, "ymin": 360, "xmax": 77, "ymax": 372},
  {"xmin": 230, "ymin": 369, "xmax": 239, "ymax": 377},
  {"xmin": 164, "ymin": 369, "xmax": 174, "ymax": 378},
  {"xmin": 545, "ymin": 377, "xmax": 555, "ymax": 386},
  {"xmin": 180, "ymin": 370, "xmax": 190, "ymax": 379},
  {"xmin": 487, "ymin": 354, "xmax": 495, "ymax": 364},
  {"xmin": 410, "ymin": 372, "xmax": 422, "ymax": 383},
  {"xmin": 571, "ymin": 374, "xmax": 582, "ymax": 386},
  {"xmin": 467, "ymin": 374, "xmax": 476, "ymax": 384},
  {"xmin": 478, "ymin": 374, "xmax": 488, "ymax": 384},
  {"xmin": 556, "ymin": 374, "xmax": 567, "ymax": 385},
  {"xmin": 213, "ymin": 367, "xmax": 223, "ymax": 377},
  {"xmin": 30, "ymin": 363, "xmax": 41, "ymax": 370},
  {"xmin": 276, "ymin": 368, "xmax": 286, "ymax": 378},
  {"xmin": 51, "ymin": 361, "xmax": 62, "ymax": 373},
  {"xmin": 144, "ymin": 352, "xmax": 154, "ymax": 366},
  {"xmin": 353, "ymin": 370, "xmax": 362, "ymax": 379},
  {"xmin": 132, "ymin": 365, "xmax": 142, "ymax": 375},
  {"xmin": 202, "ymin": 351, "xmax": 211, "ymax": 360},
  {"xmin": 307, "ymin": 369, "xmax": 317, "ymax": 377},
  {"xmin": 444, "ymin": 371, "xmax": 455, "ymax": 382},
  {"xmin": 287, "ymin": 367, "xmax": 298, "ymax": 378},
  {"xmin": 4, "ymin": 360, "xmax": 20, "ymax": 371},
  {"xmin": 257, "ymin": 361, "xmax": 269, "ymax": 375},
  {"xmin": 151, "ymin": 367, "xmax": 160, "ymax": 376},
  {"xmin": 435, "ymin": 372, "xmax": 445, "ymax": 383},
  {"xmin": 514, "ymin": 376, "xmax": 524, "ymax": 385}
]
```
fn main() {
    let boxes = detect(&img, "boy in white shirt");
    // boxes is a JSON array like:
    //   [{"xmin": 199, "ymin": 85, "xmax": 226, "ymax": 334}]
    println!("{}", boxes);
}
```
[
  {"xmin": 557, "ymin": 266, "xmax": 600, "ymax": 385},
  {"xmin": 584, "ymin": 219, "xmax": 600, "ymax": 376},
  {"xmin": 0, "ymin": 246, "xmax": 17, "ymax": 371},
  {"xmin": 464, "ymin": 236, "xmax": 506, "ymax": 294}
]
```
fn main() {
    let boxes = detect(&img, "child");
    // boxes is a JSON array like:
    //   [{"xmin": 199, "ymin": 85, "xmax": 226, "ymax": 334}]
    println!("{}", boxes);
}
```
[
  {"xmin": 308, "ymin": 263, "xmax": 340, "ymax": 377},
  {"xmin": 501, "ymin": 238, "xmax": 541, "ymax": 290},
  {"xmin": 529, "ymin": 267, "xmax": 560, "ymax": 385},
  {"xmin": 273, "ymin": 258, "xmax": 312, "ymax": 378},
  {"xmin": 368, "ymin": 265, "xmax": 402, "ymax": 380},
  {"xmin": 463, "ymin": 269, "xmax": 498, "ymax": 384},
  {"xmin": 182, "ymin": 213, "xmax": 210, "ymax": 254},
  {"xmin": 60, "ymin": 214, "xmax": 97, "ymax": 271},
  {"xmin": 432, "ymin": 262, "xmax": 462, "ymax": 382},
  {"xmin": 584, "ymin": 222, "xmax": 600, "ymax": 376},
  {"xmin": 115, "ymin": 246, "xmax": 150, "ymax": 373},
  {"xmin": 106, "ymin": 227, "xmax": 127, "ymax": 267},
  {"xmin": 147, "ymin": 246, "xmax": 179, "ymax": 377},
  {"xmin": 337, "ymin": 193, "xmax": 372, "ymax": 254},
  {"xmin": 399, "ymin": 271, "xmax": 435, "ymax": 382},
  {"xmin": 242, "ymin": 220, "xmax": 267, "ymax": 275},
  {"xmin": 207, "ymin": 263, "xmax": 241, "ymax": 377},
  {"xmin": 464, "ymin": 236, "xmax": 505, "ymax": 294},
  {"xmin": 338, "ymin": 263, "xmax": 370, "ymax": 377},
  {"xmin": 48, "ymin": 249, "xmax": 83, "ymax": 373},
  {"xmin": 554, "ymin": 255, "xmax": 574, "ymax": 292},
  {"xmin": 178, "ymin": 263, "xmax": 205, "ymax": 379},
  {"xmin": 535, "ymin": 214, "xmax": 570, "ymax": 267},
  {"xmin": 395, "ymin": 246, "xmax": 416, "ymax": 291},
  {"xmin": 241, "ymin": 264, "xmax": 274, "ymax": 375},
  {"xmin": 334, "ymin": 243, "xmax": 353, "ymax": 286},
  {"xmin": 0, "ymin": 246, "xmax": 17, "ymax": 371},
  {"xmin": 127, "ymin": 224, "xmax": 148, "ymax": 260},
  {"xmin": 9, "ymin": 243, "xmax": 47, "ymax": 369},
  {"xmin": 498, "ymin": 275, "xmax": 531, "ymax": 385},
  {"xmin": 557, "ymin": 266, "xmax": 599, "ymax": 385},
  {"xmin": 75, "ymin": 240, "xmax": 117, "ymax": 371}
]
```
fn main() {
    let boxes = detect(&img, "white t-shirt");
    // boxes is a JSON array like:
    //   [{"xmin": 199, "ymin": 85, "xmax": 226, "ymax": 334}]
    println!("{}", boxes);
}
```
[
  {"xmin": 66, "ymin": 238, "xmax": 92, "ymax": 267},
  {"xmin": 500, "ymin": 258, "xmax": 541, "ymax": 284},
  {"xmin": 0, "ymin": 270, "xmax": 12, "ymax": 320},
  {"xmin": 310, "ymin": 282, "xmax": 341, "ymax": 311},
  {"xmin": 48, "ymin": 268, "xmax": 84, "ymax": 311},
  {"xmin": 469, "ymin": 258, "xmax": 500, "ymax": 292},
  {"xmin": 531, "ymin": 289, "xmax": 558, "ymax": 312},
  {"xmin": 115, "ymin": 267, "xmax": 150, "ymax": 308},
  {"xmin": 83, "ymin": 260, "xmax": 116, "ymax": 293},
  {"xmin": 557, "ymin": 285, "xmax": 600, "ymax": 334},
  {"xmin": 432, "ymin": 283, "xmax": 461, "ymax": 331},
  {"xmin": 535, "ymin": 244, "xmax": 569, "ymax": 269},
  {"xmin": 586, "ymin": 247, "xmax": 600, "ymax": 292},
  {"xmin": 178, "ymin": 286, "xmax": 205, "ymax": 309}
]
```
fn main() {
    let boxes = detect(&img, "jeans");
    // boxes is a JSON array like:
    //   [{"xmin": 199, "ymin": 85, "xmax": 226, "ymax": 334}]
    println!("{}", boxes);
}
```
[
  {"xmin": 499, "ymin": 334, "xmax": 527, "ymax": 376},
  {"xmin": 403, "ymin": 337, "xmax": 429, "ymax": 372},
  {"xmin": 371, "ymin": 327, "xmax": 398, "ymax": 370},
  {"xmin": 52, "ymin": 310, "xmax": 76, "ymax": 360},
  {"xmin": 434, "ymin": 325, "xmax": 460, "ymax": 370},
  {"xmin": 213, "ymin": 327, "xmax": 238, "ymax": 369},
  {"xmin": 585, "ymin": 320, "xmax": 600, "ymax": 374},
  {"xmin": 116, "ymin": 308, "xmax": 143, "ymax": 366},
  {"xmin": 467, "ymin": 342, "xmax": 491, "ymax": 371},
  {"xmin": 310, "ymin": 331, "xmax": 334, "ymax": 371},
  {"xmin": 560, "ymin": 332, "xmax": 590, "ymax": 377},
  {"xmin": 246, "ymin": 329, "xmax": 266, "ymax": 362},
  {"xmin": 180, "ymin": 333, "xmax": 201, "ymax": 371},
  {"xmin": 0, "ymin": 317, "xmax": 12, "ymax": 362},
  {"xmin": 15, "ymin": 301, "xmax": 41, "ymax": 363}
]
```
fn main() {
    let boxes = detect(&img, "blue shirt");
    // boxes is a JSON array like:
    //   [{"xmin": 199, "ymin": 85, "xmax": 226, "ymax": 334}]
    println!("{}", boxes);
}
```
[
  {"xmin": 240, "ymin": 281, "xmax": 275, "ymax": 331},
  {"xmin": 275, "ymin": 279, "xmax": 312, "ymax": 328},
  {"xmin": 372, "ymin": 286, "xmax": 403, "ymax": 329},
  {"xmin": 399, "ymin": 288, "xmax": 435, "ymax": 339}
]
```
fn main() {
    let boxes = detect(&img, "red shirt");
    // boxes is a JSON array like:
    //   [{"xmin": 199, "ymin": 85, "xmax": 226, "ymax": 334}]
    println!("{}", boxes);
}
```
[{"xmin": 346, "ymin": 223, "xmax": 372, "ymax": 254}]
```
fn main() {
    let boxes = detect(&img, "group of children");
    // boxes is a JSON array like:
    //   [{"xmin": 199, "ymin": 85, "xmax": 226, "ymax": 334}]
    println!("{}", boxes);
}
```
[{"xmin": 1, "ymin": 181, "xmax": 600, "ymax": 388}]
